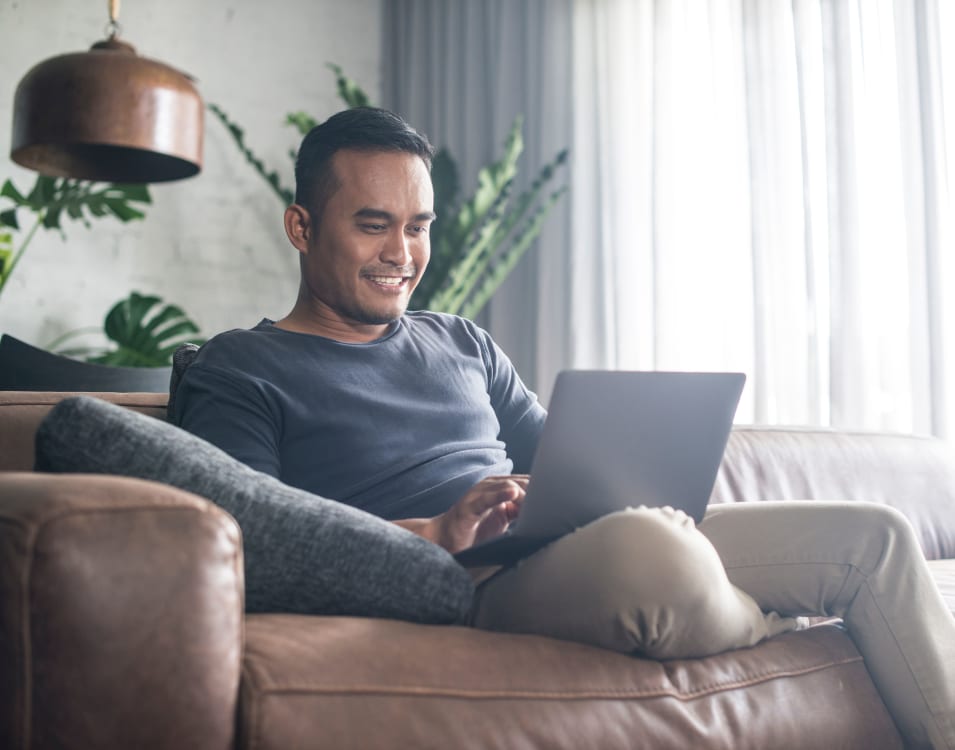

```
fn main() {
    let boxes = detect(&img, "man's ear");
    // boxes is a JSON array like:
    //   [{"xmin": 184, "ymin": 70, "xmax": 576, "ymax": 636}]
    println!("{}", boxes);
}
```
[{"xmin": 284, "ymin": 204, "xmax": 313, "ymax": 254}]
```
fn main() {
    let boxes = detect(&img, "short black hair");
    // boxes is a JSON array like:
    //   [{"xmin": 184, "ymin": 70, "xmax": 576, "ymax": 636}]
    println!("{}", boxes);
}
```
[{"xmin": 293, "ymin": 107, "xmax": 435, "ymax": 214}]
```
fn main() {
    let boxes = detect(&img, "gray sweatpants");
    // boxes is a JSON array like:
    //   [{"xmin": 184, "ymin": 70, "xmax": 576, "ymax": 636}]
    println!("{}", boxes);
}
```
[{"xmin": 469, "ymin": 501, "xmax": 955, "ymax": 749}]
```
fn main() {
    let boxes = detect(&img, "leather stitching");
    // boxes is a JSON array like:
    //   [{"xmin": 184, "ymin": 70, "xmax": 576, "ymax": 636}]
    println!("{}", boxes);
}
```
[{"xmin": 249, "ymin": 654, "xmax": 864, "ymax": 702}]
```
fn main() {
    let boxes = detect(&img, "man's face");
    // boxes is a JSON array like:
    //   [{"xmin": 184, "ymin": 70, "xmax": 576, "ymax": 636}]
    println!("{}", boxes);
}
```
[{"xmin": 297, "ymin": 149, "xmax": 435, "ymax": 335}]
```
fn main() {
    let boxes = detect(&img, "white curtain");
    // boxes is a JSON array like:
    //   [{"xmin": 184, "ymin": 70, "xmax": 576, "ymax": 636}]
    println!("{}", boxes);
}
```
[{"xmin": 384, "ymin": 0, "xmax": 955, "ymax": 438}]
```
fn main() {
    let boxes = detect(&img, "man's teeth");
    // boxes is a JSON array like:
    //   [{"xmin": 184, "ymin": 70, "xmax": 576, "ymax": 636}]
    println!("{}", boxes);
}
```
[{"xmin": 368, "ymin": 276, "xmax": 406, "ymax": 285}]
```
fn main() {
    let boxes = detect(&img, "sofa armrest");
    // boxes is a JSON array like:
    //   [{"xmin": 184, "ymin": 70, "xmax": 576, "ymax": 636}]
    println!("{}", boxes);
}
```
[{"xmin": 0, "ymin": 473, "xmax": 243, "ymax": 750}]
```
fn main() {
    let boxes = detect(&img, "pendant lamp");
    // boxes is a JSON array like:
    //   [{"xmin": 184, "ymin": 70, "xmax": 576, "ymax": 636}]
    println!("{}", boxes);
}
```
[{"xmin": 10, "ymin": 0, "xmax": 203, "ymax": 183}]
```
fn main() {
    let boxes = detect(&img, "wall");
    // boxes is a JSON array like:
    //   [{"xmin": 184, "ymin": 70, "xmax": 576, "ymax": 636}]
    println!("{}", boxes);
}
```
[{"xmin": 0, "ymin": 0, "xmax": 381, "ymax": 350}]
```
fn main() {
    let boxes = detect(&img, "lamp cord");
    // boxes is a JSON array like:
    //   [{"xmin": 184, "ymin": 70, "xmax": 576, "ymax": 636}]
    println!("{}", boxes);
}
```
[{"xmin": 106, "ymin": 0, "xmax": 121, "ymax": 38}]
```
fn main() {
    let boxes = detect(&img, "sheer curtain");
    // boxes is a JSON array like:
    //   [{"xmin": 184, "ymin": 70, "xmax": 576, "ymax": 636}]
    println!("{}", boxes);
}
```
[{"xmin": 384, "ymin": 0, "xmax": 955, "ymax": 437}]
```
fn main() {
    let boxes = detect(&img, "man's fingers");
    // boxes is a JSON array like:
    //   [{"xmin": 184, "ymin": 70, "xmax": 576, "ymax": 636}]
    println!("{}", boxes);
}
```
[
  {"xmin": 460, "ymin": 479, "xmax": 524, "ymax": 516},
  {"xmin": 501, "ymin": 497, "xmax": 521, "ymax": 523},
  {"xmin": 480, "ymin": 475, "xmax": 530, "ymax": 492}
]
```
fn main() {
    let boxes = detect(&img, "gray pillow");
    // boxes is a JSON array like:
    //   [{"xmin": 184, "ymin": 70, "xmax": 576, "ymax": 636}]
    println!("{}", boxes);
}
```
[{"xmin": 34, "ymin": 396, "xmax": 474, "ymax": 623}]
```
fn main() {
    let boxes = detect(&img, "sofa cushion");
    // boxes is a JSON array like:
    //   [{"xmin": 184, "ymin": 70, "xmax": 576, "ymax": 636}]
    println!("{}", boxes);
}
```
[
  {"xmin": 237, "ymin": 615, "xmax": 904, "ymax": 750},
  {"xmin": 33, "ymin": 396, "xmax": 474, "ymax": 623}
]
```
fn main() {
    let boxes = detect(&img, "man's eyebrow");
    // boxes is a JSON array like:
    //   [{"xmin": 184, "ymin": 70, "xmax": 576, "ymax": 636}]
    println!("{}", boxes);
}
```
[
  {"xmin": 353, "ymin": 208, "xmax": 392, "ymax": 222},
  {"xmin": 353, "ymin": 208, "xmax": 437, "ymax": 222}
]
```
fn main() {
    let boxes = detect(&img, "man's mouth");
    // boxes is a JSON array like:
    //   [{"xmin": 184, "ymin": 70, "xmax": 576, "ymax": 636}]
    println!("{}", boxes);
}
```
[
  {"xmin": 365, "ymin": 275, "xmax": 410, "ymax": 287},
  {"xmin": 362, "ymin": 266, "xmax": 417, "ymax": 291}
]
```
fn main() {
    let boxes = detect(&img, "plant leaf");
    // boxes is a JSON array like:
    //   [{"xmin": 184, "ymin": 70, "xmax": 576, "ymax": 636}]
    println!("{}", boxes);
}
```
[
  {"xmin": 103, "ymin": 199, "xmax": 145, "ymax": 222},
  {"xmin": 209, "ymin": 102, "xmax": 295, "ymax": 205},
  {"xmin": 87, "ymin": 199, "xmax": 108, "ymax": 218},
  {"xmin": 95, "ymin": 292, "xmax": 203, "ymax": 366},
  {"xmin": 0, "ymin": 209, "xmax": 19, "ymax": 229},
  {"xmin": 42, "ymin": 206, "xmax": 62, "ymax": 230},
  {"xmin": 413, "ymin": 120, "xmax": 568, "ymax": 314},
  {"xmin": 286, "ymin": 111, "xmax": 318, "ymax": 136},
  {"xmin": 110, "ymin": 184, "xmax": 152, "ymax": 203},
  {"xmin": 414, "ymin": 129, "xmax": 522, "ymax": 311},
  {"xmin": 1, "ymin": 179, "xmax": 26, "ymax": 203},
  {"xmin": 27, "ymin": 176, "xmax": 56, "ymax": 207},
  {"xmin": 461, "ymin": 186, "xmax": 568, "ymax": 319},
  {"xmin": 411, "ymin": 150, "xmax": 464, "ymax": 310},
  {"xmin": 2, "ymin": 176, "xmax": 151, "ymax": 232},
  {"xmin": 0, "ymin": 231, "xmax": 12, "ymax": 278},
  {"xmin": 327, "ymin": 63, "xmax": 372, "ymax": 108}
]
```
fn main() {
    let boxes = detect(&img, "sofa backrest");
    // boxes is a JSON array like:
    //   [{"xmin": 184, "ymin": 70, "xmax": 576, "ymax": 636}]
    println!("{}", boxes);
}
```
[
  {"xmin": 0, "ymin": 392, "xmax": 168, "ymax": 472},
  {"xmin": 3, "ymin": 391, "xmax": 954, "ymax": 560},
  {"xmin": 713, "ymin": 426, "xmax": 955, "ymax": 560}
]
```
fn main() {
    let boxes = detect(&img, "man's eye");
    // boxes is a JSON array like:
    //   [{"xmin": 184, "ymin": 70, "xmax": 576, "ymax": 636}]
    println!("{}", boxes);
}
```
[
  {"xmin": 409, "ymin": 225, "xmax": 430, "ymax": 234},
  {"xmin": 360, "ymin": 224, "xmax": 387, "ymax": 232}
]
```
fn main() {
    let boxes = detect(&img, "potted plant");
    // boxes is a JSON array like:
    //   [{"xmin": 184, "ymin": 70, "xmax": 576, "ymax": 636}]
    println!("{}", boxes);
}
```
[{"xmin": 0, "ymin": 176, "xmax": 203, "ymax": 389}]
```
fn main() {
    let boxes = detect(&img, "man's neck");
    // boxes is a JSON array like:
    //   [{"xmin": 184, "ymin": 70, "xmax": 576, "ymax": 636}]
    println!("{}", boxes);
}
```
[{"xmin": 274, "ymin": 308, "xmax": 394, "ymax": 344}]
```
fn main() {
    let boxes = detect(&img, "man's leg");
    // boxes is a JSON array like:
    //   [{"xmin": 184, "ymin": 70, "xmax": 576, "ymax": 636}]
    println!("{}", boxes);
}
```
[
  {"xmin": 469, "ymin": 505, "xmax": 797, "ymax": 659},
  {"xmin": 699, "ymin": 501, "xmax": 955, "ymax": 750}
]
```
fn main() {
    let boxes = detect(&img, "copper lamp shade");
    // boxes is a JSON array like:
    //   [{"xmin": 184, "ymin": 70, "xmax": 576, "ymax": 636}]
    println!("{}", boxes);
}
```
[{"xmin": 10, "ymin": 37, "xmax": 203, "ymax": 183}]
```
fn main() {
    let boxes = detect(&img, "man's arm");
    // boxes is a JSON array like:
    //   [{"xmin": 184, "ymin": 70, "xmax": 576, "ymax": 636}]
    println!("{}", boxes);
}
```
[
  {"xmin": 479, "ymin": 330, "xmax": 547, "ymax": 473},
  {"xmin": 171, "ymin": 363, "xmax": 283, "ymax": 478}
]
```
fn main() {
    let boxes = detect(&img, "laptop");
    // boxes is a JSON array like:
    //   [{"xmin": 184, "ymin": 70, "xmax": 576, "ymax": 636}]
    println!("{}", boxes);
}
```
[{"xmin": 453, "ymin": 370, "xmax": 745, "ymax": 567}]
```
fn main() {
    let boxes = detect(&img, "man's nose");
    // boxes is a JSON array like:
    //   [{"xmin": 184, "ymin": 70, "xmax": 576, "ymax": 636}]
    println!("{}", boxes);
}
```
[{"xmin": 380, "ymin": 230, "xmax": 413, "ymax": 266}]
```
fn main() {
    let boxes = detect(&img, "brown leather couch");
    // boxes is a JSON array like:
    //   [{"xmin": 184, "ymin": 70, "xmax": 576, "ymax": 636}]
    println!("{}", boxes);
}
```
[{"xmin": 2, "ymin": 390, "xmax": 954, "ymax": 750}]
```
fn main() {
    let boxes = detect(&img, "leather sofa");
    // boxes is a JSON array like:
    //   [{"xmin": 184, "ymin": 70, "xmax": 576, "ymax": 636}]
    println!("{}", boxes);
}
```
[{"xmin": 2, "ymin": 390, "xmax": 953, "ymax": 750}]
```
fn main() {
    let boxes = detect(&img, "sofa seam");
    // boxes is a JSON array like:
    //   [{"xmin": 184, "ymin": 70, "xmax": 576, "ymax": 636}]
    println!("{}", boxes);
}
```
[
  {"xmin": 0, "ymin": 516, "xmax": 34, "ymax": 749},
  {"xmin": 231, "ymin": 533, "xmax": 248, "ymax": 750},
  {"xmin": 19, "ymin": 497, "xmax": 221, "ymax": 527},
  {"xmin": 0, "ymin": 397, "xmax": 164, "ymax": 407},
  {"xmin": 240, "ymin": 661, "xmax": 262, "ymax": 750},
  {"xmin": 730, "ymin": 425, "xmax": 938, "ymax": 442},
  {"xmin": 246, "ymin": 654, "xmax": 864, "ymax": 703}
]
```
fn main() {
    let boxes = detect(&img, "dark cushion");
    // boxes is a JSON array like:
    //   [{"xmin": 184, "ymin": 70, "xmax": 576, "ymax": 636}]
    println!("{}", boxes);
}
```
[
  {"xmin": 0, "ymin": 333, "xmax": 171, "ymax": 392},
  {"xmin": 167, "ymin": 342, "xmax": 200, "ymax": 420},
  {"xmin": 34, "ymin": 396, "xmax": 475, "ymax": 623}
]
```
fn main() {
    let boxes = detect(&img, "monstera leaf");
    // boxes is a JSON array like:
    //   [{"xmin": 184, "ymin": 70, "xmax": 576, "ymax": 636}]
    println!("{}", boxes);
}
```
[
  {"xmin": 0, "ymin": 176, "xmax": 151, "ymax": 298},
  {"xmin": 52, "ymin": 292, "xmax": 202, "ymax": 367},
  {"xmin": 91, "ymin": 292, "xmax": 203, "ymax": 367}
]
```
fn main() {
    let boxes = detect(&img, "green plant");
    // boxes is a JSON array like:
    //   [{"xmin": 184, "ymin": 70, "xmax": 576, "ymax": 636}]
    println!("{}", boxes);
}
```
[
  {"xmin": 0, "ymin": 175, "xmax": 151, "ymax": 299},
  {"xmin": 47, "ymin": 291, "xmax": 203, "ymax": 367},
  {"xmin": 210, "ymin": 63, "xmax": 568, "ymax": 319},
  {"xmin": 0, "ymin": 178, "xmax": 205, "ymax": 367}
]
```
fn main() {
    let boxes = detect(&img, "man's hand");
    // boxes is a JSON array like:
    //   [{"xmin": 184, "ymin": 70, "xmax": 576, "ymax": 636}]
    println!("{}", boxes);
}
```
[{"xmin": 394, "ymin": 475, "xmax": 529, "ymax": 554}]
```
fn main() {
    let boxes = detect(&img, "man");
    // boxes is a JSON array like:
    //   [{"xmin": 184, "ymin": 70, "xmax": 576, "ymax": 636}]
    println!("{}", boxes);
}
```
[{"xmin": 174, "ymin": 107, "xmax": 953, "ymax": 749}]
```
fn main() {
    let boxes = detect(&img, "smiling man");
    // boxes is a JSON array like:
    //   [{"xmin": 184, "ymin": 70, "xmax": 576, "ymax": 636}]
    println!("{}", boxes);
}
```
[
  {"xmin": 281, "ymin": 147, "xmax": 435, "ymax": 338},
  {"xmin": 174, "ymin": 107, "xmax": 954, "ymax": 749}
]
